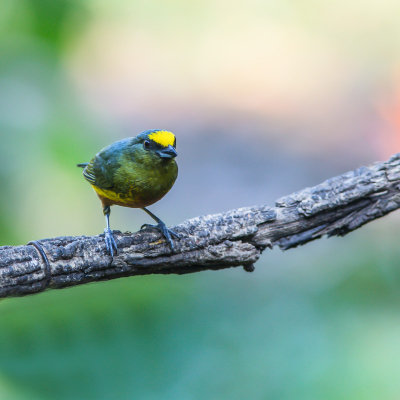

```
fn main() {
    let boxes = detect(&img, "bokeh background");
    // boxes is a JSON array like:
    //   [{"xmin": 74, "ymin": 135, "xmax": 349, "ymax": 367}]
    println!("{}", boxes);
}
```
[{"xmin": 1, "ymin": 0, "xmax": 400, "ymax": 398}]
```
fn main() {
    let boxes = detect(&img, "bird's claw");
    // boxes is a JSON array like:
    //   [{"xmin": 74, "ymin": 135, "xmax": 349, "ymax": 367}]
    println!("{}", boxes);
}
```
[
  {"xmin": 104, "ymin": 228, "xmax": 118, "ymax": 256},
  {"xmin": 140, "ymin": 223, "xmax": 180, "ymax": 251},
  {"xmin": 140, "ymin": 223, "xmax": 155, "ymax": 230}
]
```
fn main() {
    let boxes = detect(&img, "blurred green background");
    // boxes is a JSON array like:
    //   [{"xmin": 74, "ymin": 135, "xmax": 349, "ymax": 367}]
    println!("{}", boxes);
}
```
[{"xmin": 1, "ymin": 0, "xmax": 400, "ymax": 398}]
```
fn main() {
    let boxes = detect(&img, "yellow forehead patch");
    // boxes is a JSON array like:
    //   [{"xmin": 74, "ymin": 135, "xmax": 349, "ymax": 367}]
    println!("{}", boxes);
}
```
[{"xmin": 148, "ymin": 130, "xmax": 175, "ymax": 147}]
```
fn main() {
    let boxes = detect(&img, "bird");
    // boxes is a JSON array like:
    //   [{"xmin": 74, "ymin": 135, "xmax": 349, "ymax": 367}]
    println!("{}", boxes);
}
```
[{"xmin": 77, "ymin": 129, "xmax": 179, "ymax": 256}]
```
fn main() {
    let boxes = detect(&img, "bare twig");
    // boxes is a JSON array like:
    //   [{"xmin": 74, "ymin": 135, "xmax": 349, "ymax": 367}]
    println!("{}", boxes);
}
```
[{"xmin": 1, "ymin": 153, "xmax": 400, "ymax": 298}]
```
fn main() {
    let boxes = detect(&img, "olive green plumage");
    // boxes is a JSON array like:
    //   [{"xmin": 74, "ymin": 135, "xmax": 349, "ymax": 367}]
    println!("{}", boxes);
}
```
[{"xmin": 78, "ymin": 129, "xmax": 179, "ymax": 256}]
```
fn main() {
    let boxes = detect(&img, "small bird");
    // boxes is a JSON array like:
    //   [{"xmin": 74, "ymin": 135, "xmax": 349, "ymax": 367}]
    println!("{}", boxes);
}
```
[{"xmin": 78, "ymin": 129, "xmax": 179, "ymax": 255}]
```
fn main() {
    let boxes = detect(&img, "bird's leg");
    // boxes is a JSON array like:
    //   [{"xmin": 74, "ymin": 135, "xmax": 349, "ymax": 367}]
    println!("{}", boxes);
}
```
[
  {"xmin": 103, "ymin": 205, "xmax": 118, "ymax": 256},
  {"xmin": 140, "ymin": 207, "xmax": 180, "ymax": 251}
]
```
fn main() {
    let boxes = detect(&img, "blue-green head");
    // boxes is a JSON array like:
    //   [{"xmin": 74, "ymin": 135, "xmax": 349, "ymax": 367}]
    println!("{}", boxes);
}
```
[{"xmin": 134, "ymin": 129, "xmax": 177, "ymax": 160}]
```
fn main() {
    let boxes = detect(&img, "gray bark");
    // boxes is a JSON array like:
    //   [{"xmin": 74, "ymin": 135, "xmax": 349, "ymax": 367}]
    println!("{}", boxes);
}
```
[{"xmin": 2, "ymin": 153, "xmax": 400, "ymax": 298}]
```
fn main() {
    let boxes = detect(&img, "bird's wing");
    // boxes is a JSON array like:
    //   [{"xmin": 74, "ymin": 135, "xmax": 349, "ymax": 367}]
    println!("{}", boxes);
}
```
[
  {"xmin": 82, "ymin": 154, "xmax": 116, "ymax": 189},
  {"xmin": 82, "ymin": 137, "xmax": 136, "ymax": 189}
]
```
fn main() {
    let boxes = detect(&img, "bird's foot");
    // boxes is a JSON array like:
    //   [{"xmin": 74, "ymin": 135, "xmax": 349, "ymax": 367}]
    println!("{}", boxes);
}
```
[
  {"xmin": 104, "ymin": 228, "xmax": 118, "ymax": 256},
  {"xmin": 141, "ymin": 222, "xmax": 180, "ymax": 251}
]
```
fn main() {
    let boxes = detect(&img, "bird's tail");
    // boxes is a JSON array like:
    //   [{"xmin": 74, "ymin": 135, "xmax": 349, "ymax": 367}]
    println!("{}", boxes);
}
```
[{"xmin": 77, "ymin": 163, "xmax": 89, "ymax": 168}]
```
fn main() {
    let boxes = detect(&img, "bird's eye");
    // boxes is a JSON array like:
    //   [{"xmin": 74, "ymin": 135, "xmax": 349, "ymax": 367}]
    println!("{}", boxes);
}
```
[{"xmin": 143, "ymin": 140, "xmax": 150, "ymax": 150}]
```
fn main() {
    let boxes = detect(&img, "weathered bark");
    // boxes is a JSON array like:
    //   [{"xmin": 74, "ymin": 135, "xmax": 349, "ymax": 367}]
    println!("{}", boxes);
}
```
[{"xmin": 1, "ymin": 153, "xmax": 400, "ymax": 298}]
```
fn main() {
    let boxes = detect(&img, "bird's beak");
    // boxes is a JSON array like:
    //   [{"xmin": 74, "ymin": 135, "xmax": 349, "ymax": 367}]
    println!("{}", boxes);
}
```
[{"xmin": 157, "ymin": 145, "xmax": 178, "ymax": 159}]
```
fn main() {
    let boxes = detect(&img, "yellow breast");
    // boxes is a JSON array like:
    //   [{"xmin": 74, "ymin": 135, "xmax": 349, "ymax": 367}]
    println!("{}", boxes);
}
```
[{"xmin": 91, "ymin": 185, "xmax": 129, "ymax": 204}]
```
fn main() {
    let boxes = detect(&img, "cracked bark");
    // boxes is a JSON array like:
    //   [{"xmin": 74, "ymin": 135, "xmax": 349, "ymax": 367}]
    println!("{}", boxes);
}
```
[{"xmin": 1, "ymin": 153, "xmax": 400, "ymax": 298}]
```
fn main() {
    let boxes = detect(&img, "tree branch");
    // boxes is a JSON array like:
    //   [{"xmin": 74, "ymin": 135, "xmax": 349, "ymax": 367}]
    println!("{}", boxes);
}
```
[{"xmin": 2, "ymin": 153, "xmax": 400, "ymax": 298}]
